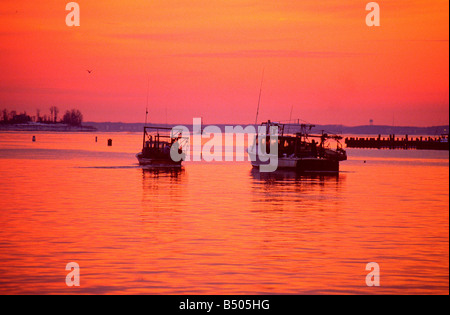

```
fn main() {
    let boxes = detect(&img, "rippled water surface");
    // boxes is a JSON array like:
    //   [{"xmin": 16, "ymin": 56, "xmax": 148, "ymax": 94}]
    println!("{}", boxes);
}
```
[{"xmin": 0, "ymin": 132, "xmax": 448, "ymax": 294}]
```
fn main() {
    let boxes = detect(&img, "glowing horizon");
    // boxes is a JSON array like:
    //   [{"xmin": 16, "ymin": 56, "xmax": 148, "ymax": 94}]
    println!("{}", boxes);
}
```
[{"xmin": 0, "ymin": 0, "xmax": 448, "ymax": 126}]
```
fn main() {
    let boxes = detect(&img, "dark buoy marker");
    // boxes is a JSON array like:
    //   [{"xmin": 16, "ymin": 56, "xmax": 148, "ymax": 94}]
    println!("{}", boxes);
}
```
[
  {"xmin": 32, "ymin": 136, "xmax": 36, "ymax": 142},
  {"xmin": 107, "ymin": 139, "xmax": 112, "ymax": 146},
  {"xmin": 95, "ymin": 136, "xmax": 98, "ymax": 143}
]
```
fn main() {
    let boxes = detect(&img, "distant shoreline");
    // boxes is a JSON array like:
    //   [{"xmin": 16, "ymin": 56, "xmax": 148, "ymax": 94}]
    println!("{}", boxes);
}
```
[
  {"xmin": 0, "ymin": 123, "xmax": 96, "ymax": 132},
  {"xmin": 0, "ymin": 122, "xmax": 448, "ymax": 136},
  {"xmin": 83, "ymin": 122, "xmax": 449, "ymax": 136}
]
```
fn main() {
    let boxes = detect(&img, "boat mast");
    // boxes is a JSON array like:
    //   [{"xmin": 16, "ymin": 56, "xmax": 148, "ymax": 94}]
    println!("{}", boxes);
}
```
[
  {"xmin": 143, "ymin": 75, "xmax": 150, "ymax": 150},
  {"xmin": 254, "ymin": 68, "xmax": 265, "ymax": 126},
  {"xmin": 145, "ymin": 75, "xmax": 150, "ymax": 126}
]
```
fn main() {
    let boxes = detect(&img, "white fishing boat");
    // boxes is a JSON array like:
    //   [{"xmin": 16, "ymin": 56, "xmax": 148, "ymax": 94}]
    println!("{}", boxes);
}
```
[{"xmin": 248, "ymin": 120, "xmax": 347, "ymax": 173}]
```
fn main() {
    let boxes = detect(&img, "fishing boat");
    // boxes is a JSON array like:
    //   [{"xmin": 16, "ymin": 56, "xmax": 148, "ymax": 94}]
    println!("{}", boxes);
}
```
[
  {"xmin": 247, "ymin": 120, "xmax": 347, "ymax": 173},
  {"xmin": 136, "ymin": 126, "xmax": 187, "ymax": 167}
]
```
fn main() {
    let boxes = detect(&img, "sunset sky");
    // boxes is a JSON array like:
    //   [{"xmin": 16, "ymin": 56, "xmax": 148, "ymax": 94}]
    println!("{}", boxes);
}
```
[{"xmin": 0, "ymin": 0, "xmax": 448, "ymax": 126}]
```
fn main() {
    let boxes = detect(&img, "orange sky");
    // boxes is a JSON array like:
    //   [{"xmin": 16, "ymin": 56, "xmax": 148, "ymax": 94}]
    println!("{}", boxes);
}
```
[{"xmin": 0, "ymin": 0, "xmax": 448, "ymax": 126}]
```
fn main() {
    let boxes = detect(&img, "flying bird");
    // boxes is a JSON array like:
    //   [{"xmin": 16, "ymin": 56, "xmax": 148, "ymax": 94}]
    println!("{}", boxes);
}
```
[{"xmin": 87, "ymin": 70, "xmax": 93, "ymax": 74}]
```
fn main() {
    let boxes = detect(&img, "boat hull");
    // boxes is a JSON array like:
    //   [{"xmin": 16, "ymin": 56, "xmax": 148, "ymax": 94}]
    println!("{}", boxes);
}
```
[
  {"xmin": 248, "ymin": 148, "xmax": 339, "ymax": 173},
  {"xmin": 136, "ymin": 153, "xmax": 183, "ymax": 167},
  {"xmin": 294, "ymin": 158, "xmax": 339, "ymax": 173}
]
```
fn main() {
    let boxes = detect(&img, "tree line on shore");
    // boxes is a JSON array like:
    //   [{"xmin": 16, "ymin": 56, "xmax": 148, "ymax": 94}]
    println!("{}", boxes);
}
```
[{"xmin": 1, "ymin": 107, "xmax": 83, "ymax": 126}]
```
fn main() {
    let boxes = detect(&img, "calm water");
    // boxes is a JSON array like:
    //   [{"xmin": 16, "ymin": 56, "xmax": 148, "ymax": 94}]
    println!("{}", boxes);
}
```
[{"xmin": 0, "ymin": 132, "xmax": 448, "ymax": 294}]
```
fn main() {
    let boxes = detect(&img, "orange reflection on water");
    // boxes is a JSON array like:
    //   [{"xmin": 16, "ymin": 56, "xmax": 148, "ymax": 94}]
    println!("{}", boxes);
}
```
[{"xmin": 0, "ymin": 133, "xmax": 448, "ymax": 294}]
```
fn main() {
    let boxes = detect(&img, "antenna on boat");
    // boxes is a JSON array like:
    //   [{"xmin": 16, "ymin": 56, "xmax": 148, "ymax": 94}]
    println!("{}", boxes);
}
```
[
  {"xmin": 145, "ymin": 75, "xmax": 150, "ymax": 126},
  {"xmin": 254, "ymin": 68, "xmax": 265, "ymax": 126}
]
